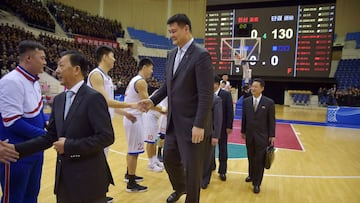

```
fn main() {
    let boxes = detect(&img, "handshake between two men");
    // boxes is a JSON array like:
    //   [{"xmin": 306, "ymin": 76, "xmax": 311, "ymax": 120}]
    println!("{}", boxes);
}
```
[
  {"xmin": 0, "ymin": 137, "xmax": 67, "ymax": 164},
  {"xmin": 0, "ymin": 98, "xmax": 161, "ymax": 164}
]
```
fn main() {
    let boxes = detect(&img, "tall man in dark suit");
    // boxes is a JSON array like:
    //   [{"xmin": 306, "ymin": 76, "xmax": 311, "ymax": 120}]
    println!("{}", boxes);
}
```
[
  {"xmin": 10, "ymin": 50, "xmax": 115, "ymax": 203},
  {"xmin": 139, "ymin": 14, "xmax": 213, "ymax": 203},
  {"xmin": 214, "ymin": 75, "xmax": 234, "ymax": 181},
  {"xmin": 241, "ymin": 78, "xmax": 275, "ymax": 194}
]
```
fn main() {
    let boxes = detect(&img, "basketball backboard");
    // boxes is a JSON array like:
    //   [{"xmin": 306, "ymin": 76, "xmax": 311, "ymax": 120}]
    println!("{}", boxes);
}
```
[{"xmin": 220, "ymin": 37, "xmax": 261, "ymax": 65}]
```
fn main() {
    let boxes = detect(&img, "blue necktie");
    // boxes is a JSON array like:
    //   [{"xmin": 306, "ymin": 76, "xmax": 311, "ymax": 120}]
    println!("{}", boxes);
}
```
[
  {"xmin": 173, "ymin": 49, "xmax": 183, "ymax": 75},
  {"xmin": 64, "ymin": 91, "xmax": 74, "ymax": 119}
]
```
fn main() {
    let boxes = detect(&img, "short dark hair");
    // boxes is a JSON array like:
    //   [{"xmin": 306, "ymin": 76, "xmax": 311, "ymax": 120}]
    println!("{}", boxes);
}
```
[
  {"xmin": 18, "ymin": 40, "xmax": 45, "ymax": 58},
  {"xmin": 214, "ymin": 75, "xmax": 221, "ymax": 84},
  {"xmin": 167, "ymin": 13, "xmax": 192, "ymax": 32},
  {"xmin": 138, "ymin": 58, "xmax": 154, "ymax": 71},
  {"xmin": 252, "ymin": 78, "xmax": 265, "ymax": 87},
  {"xmin": 60, "ymin": 50, "xmax": 88, "ymax": 77},
  {"xmin": 95, "ymin": 45, "xmax": 114, "ymax": 63}
]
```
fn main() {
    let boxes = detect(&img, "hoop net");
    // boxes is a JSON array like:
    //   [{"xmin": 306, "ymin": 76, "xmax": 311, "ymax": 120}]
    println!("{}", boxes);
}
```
[
  {"xmin": 327, "ymin": 106, "xmax": 340, "ymax": 122},
  {"xmin": 234, "ymin": 51, "xmax": 245, "ymax": 66}
]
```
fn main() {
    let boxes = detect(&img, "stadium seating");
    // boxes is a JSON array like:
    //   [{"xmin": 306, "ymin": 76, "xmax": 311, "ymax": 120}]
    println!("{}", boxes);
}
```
[
  {"xmin": 345, "ymin": 32, "xmax": 360, "ymax": 49},
  {"xmin": 288, "ymin": 90, "xmax": 312, "ymax": 105},
  {"xmin": 139, "ymin": 56, "xmax": 166, "ymax": 82},
  {"xmin": 128, "ymin": 27, "xmax": 174, "ymax": 49},
  {"xmin": 128, "ymin": 27, "xmax": 204, "ymax": 50},
  {"xmin": 335, "ymin": 59, "xmax": 360, "ymax": 89}
]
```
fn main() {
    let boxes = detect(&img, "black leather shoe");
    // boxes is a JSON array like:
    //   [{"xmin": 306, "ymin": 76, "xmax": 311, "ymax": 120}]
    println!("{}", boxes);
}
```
[
  {"xmin": 219, "ymin": 173, "xmax": 226, "ymax": 181},
  {"xmin": 166, "ymin": 191, "xmax": 185, "ymax": 203},
  {"xmin": 201, "ymin": 183, "xmax": 208, "ymax": 189},
  {"xmin": 253, "ymin": 185, "xmax": 260, "ymax": 194},
  {"xmin": 245, "ymin": 176, "xmax": 252, "ymax": 182}
]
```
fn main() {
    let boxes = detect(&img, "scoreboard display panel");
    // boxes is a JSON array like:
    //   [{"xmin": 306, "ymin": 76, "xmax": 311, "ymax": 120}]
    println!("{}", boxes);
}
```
[{"xmin": 205, "ymin": 2, "xmax": 335, "ymax": 78}]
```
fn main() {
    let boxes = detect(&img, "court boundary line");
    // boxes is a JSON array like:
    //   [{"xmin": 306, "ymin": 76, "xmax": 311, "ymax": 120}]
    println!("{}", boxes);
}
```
[
  {"xmin": 109, "ymin": 148, "xmax": 360, "ymax": 180},
  {"xmin": 228, "ymin": 170, "xmax": 360, "ymax": 179},
  {"xmin": 290, "ymin": 123, "xmax": 306, "ymax": 152}
]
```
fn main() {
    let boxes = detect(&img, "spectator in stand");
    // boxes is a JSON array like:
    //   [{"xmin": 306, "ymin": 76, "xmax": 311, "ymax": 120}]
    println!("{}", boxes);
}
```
[
  {"xmin": 336, "ymin": 87, "xmax": 360, "ymax": 107},
  {"xmin": 47, "ymin": 1, "xmax": 124, "ymax": 40},
  {"xmin": 328, "ymin": 88, "xmax": 337, "ymax": 106},
  {"xmin": 1, "ymin": 0, "xmax": 55, "ymax": 32},
  {"xmin": 1, "ymin": 66, "xmax": 9, "ymax": 78},
  {"xmin": 318, "ymin": 87, "xmax": 327, "ymax": 106}
]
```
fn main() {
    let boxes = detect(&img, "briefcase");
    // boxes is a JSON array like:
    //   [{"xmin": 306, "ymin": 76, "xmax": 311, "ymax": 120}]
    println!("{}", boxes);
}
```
[{"xmin": 264, "ymin": 145, "xmax": 275, "ymax": 169}]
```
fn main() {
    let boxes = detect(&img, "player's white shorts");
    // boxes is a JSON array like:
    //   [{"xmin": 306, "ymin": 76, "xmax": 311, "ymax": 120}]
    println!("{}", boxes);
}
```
[
  {"xmin": 144, "ymin": 112, "xmax": 160, "ymax": 143},
  {"xmin": 123, "ymin": 114, "xmax": 145, "ymax": 154},
  {"xmin": 159, "ymin": 114, "xmax": 167, "ymax": 136}
]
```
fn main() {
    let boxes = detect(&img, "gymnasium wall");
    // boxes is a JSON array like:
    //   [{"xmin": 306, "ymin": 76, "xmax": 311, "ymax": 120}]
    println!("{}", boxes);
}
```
[
  {"xmin": 56, "ymin": 0, "xmax": 360, "ymax": 39},
  {"xmin": 334, "ymin": 0, "xmax": 360, "ymax": 36},
  {"xmin": 56, "ymin": 0, "xmax": 207, "ymax": 39}
]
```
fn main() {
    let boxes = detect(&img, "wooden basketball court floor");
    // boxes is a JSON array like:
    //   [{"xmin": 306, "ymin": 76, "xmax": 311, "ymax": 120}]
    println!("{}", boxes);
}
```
[{"xmin": 30, "ymin": 106, "xmax": 360, "ymax": 202}]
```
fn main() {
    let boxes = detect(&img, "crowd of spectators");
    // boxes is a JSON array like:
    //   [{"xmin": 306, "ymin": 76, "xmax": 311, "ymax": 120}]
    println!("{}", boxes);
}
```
[
  {"xmin": 0, "ymin": 0, "xmax": 55, "ymax": 32},
  {"xmin": 47, "ymin": 1, "xmax": 124, "ymax": 40},
  {"xmin": 336, "ymin": 87, "xmax": 360, "ymax": 107},
  {"xmin": 0, "ymin": 24, "xmax": 161, "ymax": 90},
  {"xmin": 318, "ymin": 85, "xmax": 360, "ymax": 107},
  {"xmin": 0, "ymin": 23, "xmax": 36, "ymax": 78}
]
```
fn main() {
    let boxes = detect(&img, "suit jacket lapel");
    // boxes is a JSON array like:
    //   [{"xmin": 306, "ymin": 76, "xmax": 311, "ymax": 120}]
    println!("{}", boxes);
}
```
[
  {"xmin": 172, "ymin": 42, "xmax": 195, "ymax": 80},
  {"xmin": 218, "ymin": 89, "xmax": 223, "ymax": 97},
  {"xmin": 169, "ymin": 49, "xmax": 176, "ymax": 81},
  {"xmin": 56, "ymin": 92, "xmax": 66, "ymax": 132}
]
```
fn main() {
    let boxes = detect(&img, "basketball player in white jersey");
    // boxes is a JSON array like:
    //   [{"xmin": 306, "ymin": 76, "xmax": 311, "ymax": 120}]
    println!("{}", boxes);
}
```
[
  {"xmin": 123, "ymin": 58, "xmax": 164, "ymax": 192},
  {"xmin": 157, "ymin": 97, "xmax": 168, "ymax": 162},
  {"xmin": 144, "ymin": 91, "xmax": 167, "ymax": 172},
  {"xmin": 87, "ymin": 45, "xmax": 137, "ymax": 202}
]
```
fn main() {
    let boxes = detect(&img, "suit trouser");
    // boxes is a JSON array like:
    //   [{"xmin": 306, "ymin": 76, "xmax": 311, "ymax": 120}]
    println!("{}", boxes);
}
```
[
  {"xmin": 217, "ymin": 132, "xmax": 228, "ymax": 174},
  {"xmin": 246, "ymin": 142, "xmax": 266, "ymax": 186},
  {"xmin": 202, "ymin": 135, "xmax": 215, "ymax": 186},
  {"xmin": 164, "ymin": 125, "xmax": 206, "ymax": 203},
  {"xmin": 56, "ymin": 179, "xmax": 106, "ymax": 203}
]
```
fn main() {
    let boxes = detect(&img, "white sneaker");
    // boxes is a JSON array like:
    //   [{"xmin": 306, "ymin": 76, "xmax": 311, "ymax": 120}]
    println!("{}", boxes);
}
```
[
  {"xmin": 147, "ymin": 163, "xmax": 163, "ymax": 172},
  {"xmin": 154, "ymin": 158, "xmax": 164, "ymax": 168}
]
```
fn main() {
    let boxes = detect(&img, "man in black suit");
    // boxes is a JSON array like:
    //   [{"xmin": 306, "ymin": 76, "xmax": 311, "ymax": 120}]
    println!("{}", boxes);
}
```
[
  {"xmin": 241, "ymin": 78, "xmax": 275, "ymax": 194},
  {"xmin": 213, "ymin": 75, "xmax": 234, "ymax": 181},
  {"xmin": 139, "ymin": 14, "xmax": 213, "ymax": 203},
  {"xmin": 11, "ymin": 50, "xmax": 115, "ymax": 203},
  {"xmin": 202, "ymin": 94, "xmax": 222, "ymax": 189}
]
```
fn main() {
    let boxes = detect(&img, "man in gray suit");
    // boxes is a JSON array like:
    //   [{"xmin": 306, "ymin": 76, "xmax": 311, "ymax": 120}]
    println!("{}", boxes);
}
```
[
  {"xmin": 139, "ymin": 14, "xmax": 213, "ymax": 203},
  {"xmin": 241, "ymin": 78, "xmax": 275, "ymax": 194}
]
